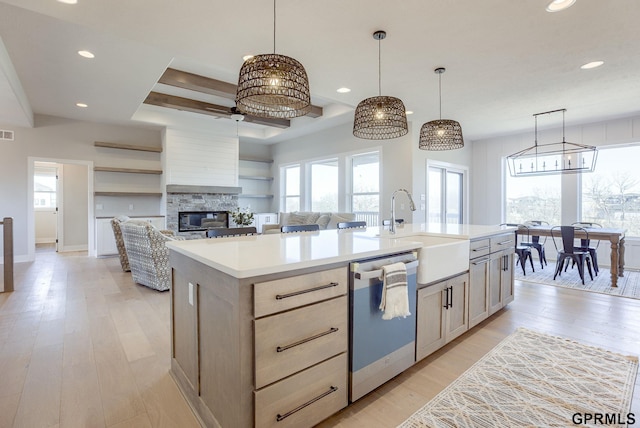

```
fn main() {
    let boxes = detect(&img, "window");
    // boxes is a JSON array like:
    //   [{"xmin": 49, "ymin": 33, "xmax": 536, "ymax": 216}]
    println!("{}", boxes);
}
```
[
  {"xmin": 282, "ymin": 165, "xmax": 300, "ymax": 212},
  {"xmin": 505, "ymin": 172, "xmax": 561, "ymax": 225},
  {"xmin": 34, "ymin": 167, "xmax": 57, "ymax": 208},
  {"xmin": 310, "ymin": 159, "xmax": 339, "ymax": 212},
  {"xmin": 427, "ymin": 162, "xmax": 467, "ymax": 224},
  {"xmin": 581, "ymin": 145, "xmax": 640, "ymax": 236},
  {"xmin": 350, "ymin": 152, "xmax": 380, "ymax": 226}
]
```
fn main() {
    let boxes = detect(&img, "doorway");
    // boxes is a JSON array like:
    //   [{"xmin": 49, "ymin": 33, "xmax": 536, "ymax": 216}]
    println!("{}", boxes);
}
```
[
  {"xmin": 27, "ymin": 157, "xmax": 94, "ymax": 260},
  {"xmin": 34, "ymin": 162, "xmax": 60, "ymax": 252},
  {"xmin": 426, "ymin": 160, "xmax": 469, "ymax": 224}
]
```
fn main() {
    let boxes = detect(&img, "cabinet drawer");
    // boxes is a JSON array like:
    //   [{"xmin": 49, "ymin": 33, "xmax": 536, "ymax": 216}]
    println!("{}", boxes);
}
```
[
  {"xmin": 254, "ymin": 267, "xmax": 347, "ymax": 318},
  {"xmin": 255, "ymin": 353, "xmax": 348, "ymax": 428},
  {"xmin": 490, "ymin": 233, "xmax": 515, "ymax": 252},
  {"xmin": 469, "ymin": 238, "xmax": 490, "ymax": 259},
  {"xmin": 254, "ymin": 296, "xmax": 348, "ymax": 389}
]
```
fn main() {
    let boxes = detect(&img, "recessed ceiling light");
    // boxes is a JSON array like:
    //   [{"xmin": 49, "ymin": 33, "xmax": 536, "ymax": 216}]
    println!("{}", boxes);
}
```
[
  {"xmin": 336, "ymin": 87, "xmax": 351, "ymax": 93},
  {"xmin": 546, "ymin": 0, "xmax": 576, "ymax": 12},
  {"xmin": 242, "ymin": 55, "xmax": 254, "ymax": 61},
  {"xmin": 77, "ymin": 50, "xmax": 95, "ymax": 59},
  {"xmin": 57, "ymin": 0, "xmax": 78, "ymax": 4},
  {"xmin": 580, "ymin": 60, "xmax": 604, "ymax": 70},
  {"xmin": 405, "ymin": 110, "xmax": 414, "ymax": 115},
  {"xmin": 76, "ymin": 103, "xmax": 88, "ymax": 108}
]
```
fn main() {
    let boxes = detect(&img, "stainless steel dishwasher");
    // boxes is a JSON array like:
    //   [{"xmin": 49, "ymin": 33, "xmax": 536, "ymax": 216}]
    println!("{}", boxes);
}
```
[{"xmin": 349, "ymin": 251, "xmax": 418, "ymax": 402}]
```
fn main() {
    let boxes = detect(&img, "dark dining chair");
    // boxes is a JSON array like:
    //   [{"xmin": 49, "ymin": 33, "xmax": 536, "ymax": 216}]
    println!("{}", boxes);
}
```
[
  {"xmin": 550, "ymin": 226, "xmax": 594, "ymax": 285},
  {"xmin": 207, "ymin": 227, "xmax": 257, "ymax": 238},
  {"xmin": 337, "ymin": 221, "xmax": 367, "ymax": 229},
  {"xmin": 571, "ymin": 221, "xmax": 601, "ymax": 275},
  {"xmin": 524, "ymin": 220, "xmax": 548, "ymax": 269},
  {"xmin": 281, "ymin": 224, "xmax": 320, "ymax": 233},
  {"xmin": 500, "ymin": 223, "xmax": 535, "ymax": 275}
]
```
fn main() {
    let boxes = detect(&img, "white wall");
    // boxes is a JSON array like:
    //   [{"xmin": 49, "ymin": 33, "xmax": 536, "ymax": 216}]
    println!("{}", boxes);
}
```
[
  {"xmin": 0, "ymin": 114, "xmax": 162, "ymax": 261},
  {"xmin": 270, "ymin": 121, "xmax": 415, "ymax": 221}
]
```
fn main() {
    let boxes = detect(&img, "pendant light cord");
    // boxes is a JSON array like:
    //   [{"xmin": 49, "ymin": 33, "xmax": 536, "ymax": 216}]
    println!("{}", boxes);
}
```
[
  {"xmin": 273, "ymin": 0, "xmax": 276, "ymax": 53},
  {"xmin": 378, "ymin": 37, "xmax": 382, "ymax": 96},
  {"xmin": 438, "ymin": 72, "xmax": 442, "ymax": 120}
]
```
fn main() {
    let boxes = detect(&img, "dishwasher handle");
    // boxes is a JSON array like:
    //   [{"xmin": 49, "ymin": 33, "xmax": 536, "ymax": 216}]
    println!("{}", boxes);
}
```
[{"xmin": 354, "ymin": 260, "xmax": 419, "ymax": 280}]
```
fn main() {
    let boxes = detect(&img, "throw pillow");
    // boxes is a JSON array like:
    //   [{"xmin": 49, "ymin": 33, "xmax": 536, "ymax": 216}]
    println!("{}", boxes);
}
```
[
  {"xmin": 287, "ymin": 212, "xmax": 312, "ymax": 225},
  {"xmin": 316, "ymin": 214, "xmax": 331, "ymax": 229}
]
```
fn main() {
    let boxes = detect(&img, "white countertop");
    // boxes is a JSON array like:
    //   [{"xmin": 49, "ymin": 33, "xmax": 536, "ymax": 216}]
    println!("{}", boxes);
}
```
[{"xmin": 166, "ymin": 223, "xmax": 515, "ymax": 279}]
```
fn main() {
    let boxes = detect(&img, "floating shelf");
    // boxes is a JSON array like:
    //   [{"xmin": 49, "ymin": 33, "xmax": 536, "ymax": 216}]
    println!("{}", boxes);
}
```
[
  {"xmin": 238, "ymin": 194, "xmax": 274, "ymax": 199},
  {"xmin": 238, "ymin": 175, "xmax": 273, "ymax": 181},
  {"xmin": 94, "ymin": 191, "xmax": 162, "ymax": 197},
  {"xmin": 95, "ymin": 166, "xmax": 163, "ymax": 175},
  {"xmin": 94, "ymin": 141, "xmax": 162, "ymax": 153},
  {"xmin": 239, "ymin": 156, "xmax": 273, "ymax": 164}
]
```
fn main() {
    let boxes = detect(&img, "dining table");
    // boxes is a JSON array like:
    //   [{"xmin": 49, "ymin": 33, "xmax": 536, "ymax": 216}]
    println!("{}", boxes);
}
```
[{"xmin": 518, "ymin": 225, "xmax": 626, "ymax": 287}]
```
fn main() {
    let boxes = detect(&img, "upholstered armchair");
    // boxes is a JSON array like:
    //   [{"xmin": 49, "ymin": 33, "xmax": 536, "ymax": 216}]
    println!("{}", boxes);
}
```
[
  {"xmin": 111, "ymin": 215, "xmax": 131, "ymax": 272},
  {"xmin": 120, "ymin": 219, "xmax": 184, "ymax": 291}
]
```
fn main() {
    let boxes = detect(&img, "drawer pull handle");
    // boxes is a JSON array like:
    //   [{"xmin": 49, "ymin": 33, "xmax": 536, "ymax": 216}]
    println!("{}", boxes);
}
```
[
  {"xmin": 496, "ymin": 240, "xmax": 513, "ymax": 246},
  {"xmin": 471, "ymin": 257, "xmax": 491, "ymax": 265},
  {"xmin": 472, "ymin": 246, "xmax": 490, "ymax": 252},
  {"xmin": 276, "ymin": 386, "xmax": 338, "ymax": 422},
  {"xmin": 276, "ymin": 327, "xmax": 339, "ymax": 353},
  {"xmin": 275, "ymin": 282, "xmax": 339, "ymax": 300}
]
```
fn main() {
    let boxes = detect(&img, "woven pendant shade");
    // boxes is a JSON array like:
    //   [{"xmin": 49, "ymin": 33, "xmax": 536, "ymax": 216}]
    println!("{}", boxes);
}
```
[
  {"xmin": 353, "ymin": 96, "xmax": 408, "ymax": 139},
  {"xmin": 419, "ymin": 119, "xmax": 464, "ymax": 150},
  {"xmin": 419, "ymin": 67, "xmax": 464, "ymax": 150},
  {"xmin": 236, "ymin": 53, "xmax": 311, "ymax": 119}
]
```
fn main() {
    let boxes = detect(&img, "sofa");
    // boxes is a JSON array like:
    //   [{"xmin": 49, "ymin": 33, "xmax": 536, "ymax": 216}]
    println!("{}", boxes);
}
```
[
  {"xmin": 262, "ymin": 211, "xmax": 356, "ymax": 234},
  {"xmin": 119, "ymin": 219, "xmax": 184, "ymax": 291}
]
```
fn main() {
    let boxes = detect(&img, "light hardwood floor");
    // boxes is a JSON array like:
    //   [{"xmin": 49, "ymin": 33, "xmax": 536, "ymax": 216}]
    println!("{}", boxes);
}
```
[{"xmin": 1, "ymin": 250, "xmax": 639, "ymax": 427}]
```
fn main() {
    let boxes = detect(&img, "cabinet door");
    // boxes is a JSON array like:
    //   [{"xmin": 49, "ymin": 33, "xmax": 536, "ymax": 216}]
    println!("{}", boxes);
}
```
[
  {"xmin": 488, "ymin": 253, "xmax": 503, "ymax": 315},
  {"xmin": 445, "ymin": 273, "xmax": 469, "ymax": 342},
  {"xmin": 501, "ymin": 251, "xmax": 515, "ymax": 305},
  {"xmin": 468, "ymin": 256, "xmax": 490, "ymax": 328},
  {"xmin": 96, "ymin": 219, "xmax": 118, "ymax": 256},
  {"xmin": 416, "ymin": 283, "xmax": 446, "ymax": 362}
]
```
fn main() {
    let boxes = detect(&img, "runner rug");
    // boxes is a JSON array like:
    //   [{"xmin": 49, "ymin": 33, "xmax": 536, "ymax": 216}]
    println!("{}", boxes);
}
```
[
  {"xmin": 515, "ymin": 262, "xmax": 640, "ymax": 300},
  {"xmin": 398, "ymin": 328, "xmax": 638, "ymax": 428}
]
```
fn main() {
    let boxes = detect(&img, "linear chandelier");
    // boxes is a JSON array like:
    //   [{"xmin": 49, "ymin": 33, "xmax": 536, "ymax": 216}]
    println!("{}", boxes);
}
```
[
  {"xmin": 419, "ymin": 67, "xmax": 464, "ymax": 150},
  {"xmin": 507, "ymin": 109, "xmax": 598, "ymax": 177},
  {"xmin": 235, "ymin": 0, "xmax": 311, "ymax": 119},
  {"xmin": 353, "ymin": 30, "xmax": 408, "ymax": 140}
]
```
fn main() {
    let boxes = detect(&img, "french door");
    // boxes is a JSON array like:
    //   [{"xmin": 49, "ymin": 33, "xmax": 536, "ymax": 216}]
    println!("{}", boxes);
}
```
[{"xmin": 427, "ymin": 161, "xmax": 468, "ymax": 224}]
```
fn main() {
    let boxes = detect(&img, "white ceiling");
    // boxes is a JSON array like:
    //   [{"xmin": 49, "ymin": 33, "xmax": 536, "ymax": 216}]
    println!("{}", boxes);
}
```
[{"xmin": 0, "ymin": 0, "xmax": 639, "ymax": 144}]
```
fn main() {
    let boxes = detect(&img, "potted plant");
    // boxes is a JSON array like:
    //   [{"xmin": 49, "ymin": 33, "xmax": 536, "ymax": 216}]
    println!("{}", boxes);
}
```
[{"xmin": 230, "ymin": 207, "xmax": 254, "ymax": 227}]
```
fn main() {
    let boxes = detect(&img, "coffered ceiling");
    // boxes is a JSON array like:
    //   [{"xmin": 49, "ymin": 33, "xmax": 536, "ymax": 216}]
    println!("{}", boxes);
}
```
[{"xmin": 0, "ymin": 0, "xmax": 639, "ymax": 144}]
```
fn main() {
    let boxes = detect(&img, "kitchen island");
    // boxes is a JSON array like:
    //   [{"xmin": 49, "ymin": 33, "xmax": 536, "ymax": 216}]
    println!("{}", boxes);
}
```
[{"xmin": 166, "ymin": 224, "xmax": 515, "ymax": 428}]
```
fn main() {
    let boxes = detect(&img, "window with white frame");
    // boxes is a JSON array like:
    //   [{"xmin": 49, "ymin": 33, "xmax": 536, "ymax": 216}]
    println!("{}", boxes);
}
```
[
  {"xmin": 581, "ymin": 145, "xmax": 640, "ymax": 237},
  {"xmin": 34, "ymin": 166, "xmax": 57, "ymax": 208},
  {"xmin": 504, "ymin": 169, "xmax": 561, "ymax": 225},
  {"xmin": 427, "ymin": 162, "xmax": 467, "ymax": 224},
  {"xmin": 310, "ymin": 158, "xmax": 339, "ymax": 212},
  {"xmin": 281, "ymin": 164, "xmax": 300, "ymax": 212},
  {"xmin": 350, "ymin": 152, "xmax": 380, "ymax": 226}
]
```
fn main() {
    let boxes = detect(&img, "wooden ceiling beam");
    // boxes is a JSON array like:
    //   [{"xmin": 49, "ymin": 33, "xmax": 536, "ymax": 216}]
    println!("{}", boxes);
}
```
[
  {"xmin": 158, "ymin": 68, "xmax": 323, "ymax": 118},
  {"xmin": 143, "ymin": 92, "xmax": 290, "ymax": 129}
]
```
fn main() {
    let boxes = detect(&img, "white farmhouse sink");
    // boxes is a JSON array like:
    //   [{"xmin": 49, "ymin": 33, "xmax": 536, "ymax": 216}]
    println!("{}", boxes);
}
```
[{"xmin": 395, "ymin": 235, "xmax": 470, "ymax": 285}]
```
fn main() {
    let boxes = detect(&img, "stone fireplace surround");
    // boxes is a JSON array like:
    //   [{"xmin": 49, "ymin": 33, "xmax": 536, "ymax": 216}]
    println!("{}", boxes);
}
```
[{"xmin": 166, "ymin": 185, "xmax": 241, "ymax": 239}]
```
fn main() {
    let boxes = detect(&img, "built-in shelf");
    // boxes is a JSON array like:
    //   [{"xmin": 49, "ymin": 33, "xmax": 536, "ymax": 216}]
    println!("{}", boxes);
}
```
[
  {"xmin": 94, "ymin": 191, "xmax": 162, "ymax": 197},
  {"xmin": 238, "ymin": 175, "xmax": 273, "ymax": 181},
  {"xmin": 94, "ymin": 141, "xmax": 162, "ymax": 153},
  {"xmin": 95, "ymin": 166, "xmax": 163, "ymax": 175},
  {"xmin": 238, "ymin": 194, "xmax": 274, "ymax": 199},
  {"xmin": 239, "ymin": 156, "xmax": 273, "ymax": 164}
]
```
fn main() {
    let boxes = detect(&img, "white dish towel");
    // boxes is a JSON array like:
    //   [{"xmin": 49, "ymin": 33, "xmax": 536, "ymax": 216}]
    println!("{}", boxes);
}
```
[{"xmin": 379, "ymin": 262, "xmax": 411, "ymax": 320}]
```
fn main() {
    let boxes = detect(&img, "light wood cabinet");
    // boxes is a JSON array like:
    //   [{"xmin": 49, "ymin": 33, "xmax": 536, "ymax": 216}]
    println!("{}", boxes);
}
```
[
  {"xmin": 416, "ymin": 272, "xmax": 469, "ymax": 362},
  {"xmin": 469, "ymin": 232, "xmax": 516, "ymax": 324}
]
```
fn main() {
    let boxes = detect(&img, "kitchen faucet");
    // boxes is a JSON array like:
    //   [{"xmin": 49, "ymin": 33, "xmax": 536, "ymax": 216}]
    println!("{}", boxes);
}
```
[{"xmin": 390, "ymin": 189, "xmax": 416, "ymax": 234}]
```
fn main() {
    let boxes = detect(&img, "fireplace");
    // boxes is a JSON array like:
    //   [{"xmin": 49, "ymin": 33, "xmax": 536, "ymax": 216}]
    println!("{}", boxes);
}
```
[{"xmin": 178, "ymin": 211, "xmax": 229, "ymax": 232}]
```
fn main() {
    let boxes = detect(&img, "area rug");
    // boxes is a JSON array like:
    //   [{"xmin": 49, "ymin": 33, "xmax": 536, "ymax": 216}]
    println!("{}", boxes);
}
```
[
  {"xmin": 514, "ymin": 262, "xmax": 640, "ymax": 300},
  {"xmin": 398, "ymin": 328, "xmax": 638, "ymax": 428}
]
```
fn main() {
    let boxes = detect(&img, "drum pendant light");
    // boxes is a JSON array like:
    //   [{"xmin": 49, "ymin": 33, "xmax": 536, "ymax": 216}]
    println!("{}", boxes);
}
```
[
  {"xmin": 235, "ymin": 0, "xmax": 311, "ymax": 119},
  {"xmin": 419, "ymin": 67, "xmax": 464, "ymax": 150},
  {"xmin": 353, "ymin": 30, "xmax": 408, "ymax": 140}
]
